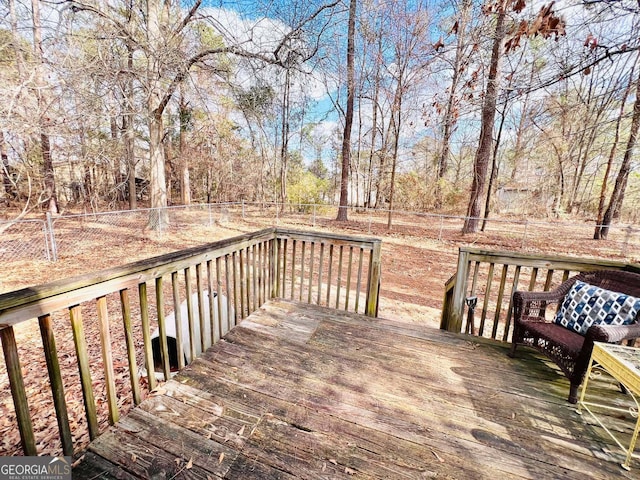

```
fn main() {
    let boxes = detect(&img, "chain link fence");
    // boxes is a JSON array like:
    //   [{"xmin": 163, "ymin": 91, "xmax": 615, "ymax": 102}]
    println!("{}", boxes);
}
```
[
  {"xmin": 0, "ymin": 218, "xmax": 51, "ymax": 261},
  {"xmin": 1, "ymin": 202, "xmax": 638, "ymax": 263}
]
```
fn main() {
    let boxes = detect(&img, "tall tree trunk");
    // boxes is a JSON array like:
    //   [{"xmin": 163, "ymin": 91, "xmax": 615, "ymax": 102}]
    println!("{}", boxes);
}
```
[
  {"xmin": 365, "ymin": 34, "xmax": 382, "ymax": 209},
  {"xmin": 32, "ymin": 0, "xmax": 58, "ymax": 214},
  {"xmin": 386, "ymin": 90, "xmax": 402, "ymax": 230},
  {"xmin": 146, "ymin": 0, "xmax": 169, "ymax": 228},
  {"xmin": 436, "ymin": 0, "xmax": 472, "ymax": 209},
  {"xmin": 598, "ymin": 76, "xmax": 640, "ymax": 239},
  {"xmin": 125, "ymin": 43, "xmax": 137, "ymax": 210},
  {"xmin": 280, "ymin": 68, "xmax": 291, "ymax": 210},
  {"xmin": 594, "ymin": 64, "xmax": 634, "ymax": 238},
  {"xmin": 337, "ymin": 0, "xmax": 356, "ymax": 222},
  {"xmin": 481, "ymin": 102, "xmax": 505, "ymax": 231},
  {"xmin": 462, "ymin": 10, "xmax": 505, "ymax": 234},
  {"xmin": 179, "ymin": 89, "xmax": 191, "ymax": 205}
]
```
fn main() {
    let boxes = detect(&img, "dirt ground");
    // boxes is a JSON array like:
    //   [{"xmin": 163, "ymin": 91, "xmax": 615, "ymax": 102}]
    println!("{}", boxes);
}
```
[{"xmin": 1, "ymin": 211, "xmax": 638, "ymax": 458}]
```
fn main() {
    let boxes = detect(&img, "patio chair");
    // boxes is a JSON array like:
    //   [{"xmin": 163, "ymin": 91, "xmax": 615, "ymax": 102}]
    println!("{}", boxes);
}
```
[{"xmin": 509, "ymin": 270, "xmax": 640, "ymax": 403}]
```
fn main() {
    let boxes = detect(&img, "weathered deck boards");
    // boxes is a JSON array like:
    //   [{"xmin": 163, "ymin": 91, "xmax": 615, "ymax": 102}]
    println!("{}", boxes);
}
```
[{"xmin": 74, "ymin": 300, "xmax": 638, "ymax": 479}]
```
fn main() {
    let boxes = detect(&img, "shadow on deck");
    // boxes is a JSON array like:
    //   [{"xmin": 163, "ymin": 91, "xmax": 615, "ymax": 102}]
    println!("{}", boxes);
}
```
[{"xmin": 74, "ymin": 300, "xmax": 637, "ymax": 479}]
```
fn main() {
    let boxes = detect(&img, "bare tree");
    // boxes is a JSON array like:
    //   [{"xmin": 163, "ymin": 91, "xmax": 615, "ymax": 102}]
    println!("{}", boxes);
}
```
[
  {"xmin": 434, "ymin": 0, "xmax": 475, "ymax": 209},
  {"xmin": 337, "ymin": 0, "xmax": 356, "ymax": 221},
  {"xmin": 597, "ymin": 71, "xmax": 640, "ymax": 239},
  {"xmin": 68, "ymin": 0, "xmax": 338, "ymax": 226},
  {"xmin": 462, "ymin": 8, "xmax": 506, "ymax": 234},
  {"xmin": 462, "ymin": 1, "xmax": 565, "ymax": 233}
]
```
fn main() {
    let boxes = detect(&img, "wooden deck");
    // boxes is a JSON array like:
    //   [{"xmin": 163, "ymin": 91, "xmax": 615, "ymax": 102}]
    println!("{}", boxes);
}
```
[{"xmin": 74, "ymin": 300, "xmax": 637, "ymax": 479}]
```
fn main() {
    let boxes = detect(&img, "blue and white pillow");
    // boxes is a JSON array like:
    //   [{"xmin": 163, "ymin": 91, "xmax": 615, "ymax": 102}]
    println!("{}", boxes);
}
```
[{"xmin": 554, "ymin": 280, "xmax": 640, "ymax": 335}]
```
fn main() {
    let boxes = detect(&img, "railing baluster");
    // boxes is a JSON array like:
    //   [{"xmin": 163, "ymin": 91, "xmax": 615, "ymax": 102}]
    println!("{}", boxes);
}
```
[
  {"xmin": 96, "ymin": 296, "xmax": 119, "ymax": 425},
  {"xmin": 70, "ymin": 305, "xmax": 101, "ymax": 439},
  {"xmin": 290, "ymin": 240, "xmax": 297, "ymax": 300},
  {"xmin": 263, "ymin": 240, "xmax": 268, "ymax": 303},
  {"xmin": 491, "ymin": 265, "xmax": 509, "ymax": 340},
  {"xmin": 232, "ymin": 252, "xmax": 239, "ymax": 326},
  {"xmin": 138, "ymin": 283, "xmax": 156, "ymax": 391},
  {"xmin": 257, "ymin": 242, "xmax": 263, "ymax": 306},
  {"xmin": 336, "ymin": 245, "xmax": 344, "ymax": 309},
  {"xmin": 216, "ymin": 256, "xmax": 224, "ymax": 338},
  {"xmin": 299, "ymin": 240, "xmax": 306, "ymax": 302},
  {"xmin": 268, "ymin": 239, "xmax": 274, "ymax": 299},
  {"xmin": 544, "ymin": 269, "xmax": 555, "ymax": 291},
  {"xmin": 479, "ymin": 263, "xmax": 495, "ymax": 337},
  {"xmin": 38, "ymin": 314, "xmax": 73, "ymax": 455},
  {"xmin": 196, "ymin": 263, "xmax": 206, "ymax": 351},
  {"xmin": 1, "ymin": 325, "xmax": 37, "ymax": 454},
  {"xmin": 251, "ymin": 244, "xmax": 258, "ymax": 310},
  {"xmin": 184, "ymin": 269, "xmax": 196, "ymax": 363},
  {"xmin": 119, "ymin": 289, "xmax": 141, "ymax": 405},
  {"xmin": 171, "ymin": 272, "xmax": 185, "ymax": 370},
  {"xmin": 317, "ymin": 243, "xmax": 325, "ymax": 306},
  {"xmin": 345, "ymin": 246, "xmax": 354, "ymax": 311},
  {"xmin": 155, "ymin": 278, "xmax": 171, "ymax": 381},
  {"xmin": 326, "ymin": 244, "xmax": 334, "ymax": 307},
  {"xmin": 470, "ymin": 261, "xmax": 480, "ymax": 297},
  {"xmin": 528, "ymin": 267, "xmax": 539, "ymax": 291},
  {"xmin": 503, "ymin": 266, "xmax": 521, "ymax": 342},
  {"xmin": 273, "ymin": 239, "xmax": 280, "ymax": 298},
  {"xmin": 244, "ymin": 246, "xmax": 251, "ymax": 315},
  {"xmin": 355, "ymin": 247, "xmax": 364, "ymax": 313},
  {"xmin": 239, "ymin": 249, "xmax": 247, "ymax": 319},
  {"xmin": 207, "ymin": 260, "xmax": 219, "ymax": 344},
  {"xmin": 225, "ymin": 254, "xmax": 232, "ymax": 328},
  {"xmin": 281, "ymin": 239, "xmax": 288, "ymax": 297},
  {"xmin": 307, "ymin": 242, "xmax": 315, "ymax": 304}
]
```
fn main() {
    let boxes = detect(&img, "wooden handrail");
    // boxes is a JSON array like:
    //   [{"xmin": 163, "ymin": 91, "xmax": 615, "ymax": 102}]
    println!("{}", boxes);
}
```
[
  {"xmin": 441, "ymin": 247, "xmax": 640, "ymax": 339},
  {"xmin": 0, "ymin": 228, "xmax": 382, "ymax": 456}
]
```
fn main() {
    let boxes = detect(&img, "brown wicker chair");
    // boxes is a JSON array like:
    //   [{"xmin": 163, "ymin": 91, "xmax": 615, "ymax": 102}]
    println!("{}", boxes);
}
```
[{"xmin": 509, "ymin": 270, "xmax": 640, "ymax": 403}]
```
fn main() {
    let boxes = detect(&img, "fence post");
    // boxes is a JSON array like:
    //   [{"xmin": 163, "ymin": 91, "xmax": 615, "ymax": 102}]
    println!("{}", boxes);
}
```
[
  {"xmin": 46, "ymin": 212, "xmax": 58, "ymax": 262},
  {"xmin": 242, "ymin": 200, "xmax": 245, "ymax": 220},
  {"xmin": 312, "ymin": 204, "xmax": 316, "ymax": 226}
]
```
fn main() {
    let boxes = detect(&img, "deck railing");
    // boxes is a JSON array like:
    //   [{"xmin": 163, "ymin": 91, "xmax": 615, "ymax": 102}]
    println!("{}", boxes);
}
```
[
  {"xmin": 441, "ymin": 247, "xmax": 640, "ymax": 341},
  {"xmin": 0, "ymin": 228, "xmax": 381, "ymax": 456}
]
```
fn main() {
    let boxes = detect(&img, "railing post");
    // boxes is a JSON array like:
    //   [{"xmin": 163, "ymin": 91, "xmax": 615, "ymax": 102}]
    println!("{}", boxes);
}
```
[
  {"xmin": 447, "ymin": 248, "xmax": 471, "ymax": 333},
  {"xmin": 365, "ymin": 240, "xmax": 382, "ymax": 317}
]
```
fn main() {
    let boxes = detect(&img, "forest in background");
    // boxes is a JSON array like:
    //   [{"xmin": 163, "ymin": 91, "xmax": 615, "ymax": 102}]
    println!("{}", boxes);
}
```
[{"xmin": 1, "ymin": 0, "xmax": 640, "ymax": 238}]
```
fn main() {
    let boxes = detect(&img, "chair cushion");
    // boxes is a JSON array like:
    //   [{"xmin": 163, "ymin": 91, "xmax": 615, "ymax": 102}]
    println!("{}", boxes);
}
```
[{"xmin": 554, "ymin": 280, "xmax": 640, "ymax": 335}]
